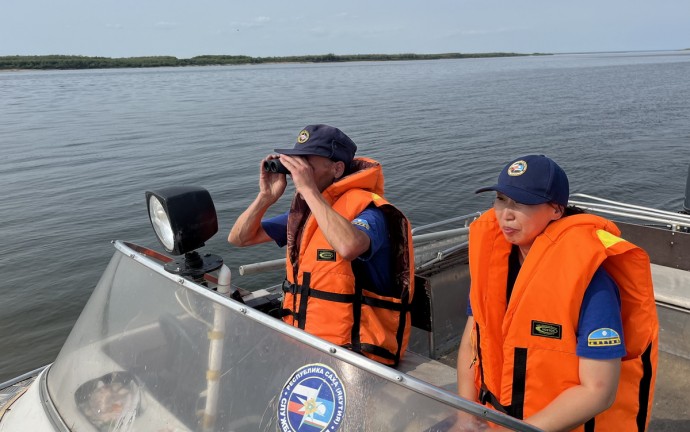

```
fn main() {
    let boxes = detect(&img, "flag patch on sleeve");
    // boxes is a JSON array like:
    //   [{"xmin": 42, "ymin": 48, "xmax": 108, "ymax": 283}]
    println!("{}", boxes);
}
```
[
  {"xmin": 587, "ymin": 328, "xmax": 621, "ymax": 347},
  {"xmin": 352, "ymin": 218, "xmax": 370, "ymax": 230}
]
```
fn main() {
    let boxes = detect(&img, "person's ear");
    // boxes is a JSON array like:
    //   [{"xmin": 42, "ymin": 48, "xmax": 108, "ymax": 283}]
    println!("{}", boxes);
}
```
[
  {"xmin": 551, "ymin": 204, "xmax": 564, "ymax": 220},
  {"xmin": 333, "ymin": 161, "xmax": 345, "ymax": 179}
]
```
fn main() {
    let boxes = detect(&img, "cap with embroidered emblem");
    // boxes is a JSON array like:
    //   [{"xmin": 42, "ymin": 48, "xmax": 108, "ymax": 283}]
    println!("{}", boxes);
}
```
[
  {"xmin": 475, "ymin": 154, "xmax": 569, "ymax": 206},
  {"xmin": 274, "ymin": 124, "xmax": 357, "ymax": 169}
]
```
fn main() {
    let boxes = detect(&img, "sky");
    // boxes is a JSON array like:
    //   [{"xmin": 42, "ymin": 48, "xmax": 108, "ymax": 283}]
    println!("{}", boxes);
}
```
[{"xmin": 2, "ymin": 0, "xmax": 689, "ymax": 58}]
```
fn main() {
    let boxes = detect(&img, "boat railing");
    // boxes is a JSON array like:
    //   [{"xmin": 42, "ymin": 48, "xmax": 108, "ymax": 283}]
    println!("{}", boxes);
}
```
[
  {"xmin": 237, "ymin": 195, "xmax": 690, "ymax": 277},
  {"xmin": 569, "ymin": 193, "xmax": 690, "ymax": 232},
  {"xmin": 237, "ymin": 258, "xmax": 285, "ymax": 276},
  {"xmin": 410, "ymin": 212, "xmax": 481, "ymax": 236},
  {"xmin": 0, "ymin": 365, "xmax": 48, "ymax": 392},
  {"xmin": 238, "ymin": 212, "xmax": 480, "ymax": 276},
  {"xmin": 415, "ymin": 241, "xmax": 469, "ymax": 272}
]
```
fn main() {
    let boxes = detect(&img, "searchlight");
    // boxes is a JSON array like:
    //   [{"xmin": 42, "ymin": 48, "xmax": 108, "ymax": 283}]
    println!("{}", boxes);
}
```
[{"xmin": 145, "ymin": 186, "xmax": 223, "ymax": 279}]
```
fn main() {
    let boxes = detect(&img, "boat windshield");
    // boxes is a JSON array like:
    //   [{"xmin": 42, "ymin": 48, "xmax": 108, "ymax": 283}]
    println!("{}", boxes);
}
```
[{"xmin": 45, "ymin": 242, "xmax": 534, "ymax": 432}]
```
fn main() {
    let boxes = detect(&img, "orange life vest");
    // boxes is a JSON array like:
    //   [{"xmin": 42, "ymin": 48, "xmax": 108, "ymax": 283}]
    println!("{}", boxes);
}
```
[
  {"xmin": 281, "ymin": 157, "xmax": 414, "ymax": 366},
  {"xmin": 469, "ymin": 209, "xmax": 658, "ymax": 431}
]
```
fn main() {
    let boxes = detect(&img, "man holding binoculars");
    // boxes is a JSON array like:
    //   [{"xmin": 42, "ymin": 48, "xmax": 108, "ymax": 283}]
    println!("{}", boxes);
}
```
[{"xmin": 228, "ymin": 124, "xmax": 414, "ymax": 366}]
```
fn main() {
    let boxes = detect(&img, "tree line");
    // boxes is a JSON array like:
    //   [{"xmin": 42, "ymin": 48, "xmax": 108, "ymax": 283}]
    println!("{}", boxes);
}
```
[{"xmin": 0, "ymin": 52, "xmax": 543, "ymax": 70}]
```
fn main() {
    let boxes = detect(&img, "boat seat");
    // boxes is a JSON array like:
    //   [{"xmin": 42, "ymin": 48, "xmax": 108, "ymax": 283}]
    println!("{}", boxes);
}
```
[
  {"xmin": 398, "ymin": 350, "xmax": 457, "ymax": 393},
  {"xmin": 652, "ymin": 264, "xmax": 690, "ymax": 310}
]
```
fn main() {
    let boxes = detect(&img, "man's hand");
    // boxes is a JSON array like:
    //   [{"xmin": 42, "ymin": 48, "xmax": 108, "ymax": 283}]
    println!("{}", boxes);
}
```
[
  {"xmin": 228, "ymin": 155, "xmax": 286, "ymax": 247},
  {"xmin": 259, "ymin": 155, "xmax": 287, "ymax": 203},
  {"xmin": 278, "ymin": 154, "xmax": 319, "ymax": 197}
]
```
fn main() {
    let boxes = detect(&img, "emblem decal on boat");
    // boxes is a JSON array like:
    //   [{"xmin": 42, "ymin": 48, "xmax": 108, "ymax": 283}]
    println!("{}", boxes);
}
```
[
  {"xmin": 531, "ymin": 320, "xmax": 562, "ymax": 339},
  {"xmin": 587, "ymin": 328, "xmax": 621, "ymax": 347},
  {"xmin": 278, "ymin": 363, "xmax": 346, "ymax": 432},
  {"xmin": 317, "ymin": 249, "xmax": 336, "ymax": 261},
  {"xmin": 507, "ymin": 160, "xmax": 527, "ymax": 176},
  {"xmin": 297, "ymin": 129, "xmax": 310, "ymax": 144}
]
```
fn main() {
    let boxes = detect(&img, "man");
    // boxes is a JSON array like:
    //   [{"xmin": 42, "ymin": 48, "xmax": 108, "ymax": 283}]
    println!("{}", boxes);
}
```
[
  {"xmin": 456, "ymin": 155, "xmax": 658, "ymax": 431},
  {"xmin": 229, "ymin": 124, "xmax": 414, "ymax": 366}
]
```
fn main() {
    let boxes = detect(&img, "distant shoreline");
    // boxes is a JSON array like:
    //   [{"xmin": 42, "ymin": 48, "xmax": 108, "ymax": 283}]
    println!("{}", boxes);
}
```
[{"xmin": 0, "ymin": 52, "xmax": 548, "ymax": 71}]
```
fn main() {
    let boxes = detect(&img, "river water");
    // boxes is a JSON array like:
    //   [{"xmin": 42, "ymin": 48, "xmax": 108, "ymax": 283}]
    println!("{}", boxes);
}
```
[{"xmin": 1, "ymin": 51, "xmax": 689, "ymax": 382}]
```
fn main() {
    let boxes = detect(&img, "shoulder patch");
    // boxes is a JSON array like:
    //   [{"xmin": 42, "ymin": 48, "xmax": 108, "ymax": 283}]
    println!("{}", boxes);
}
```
[
  {"xmin": 351, "ymin": 218, "xmax": 370, "ymax": 230},
  {"xmin": 587, "ymin": 328, "xmax": 621, "ymax": 347}
]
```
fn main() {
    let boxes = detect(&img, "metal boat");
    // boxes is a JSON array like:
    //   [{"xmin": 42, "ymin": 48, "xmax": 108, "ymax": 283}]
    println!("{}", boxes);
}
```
[{"xmin": 2, "ymin": 168, "xmax": 690, "ymax": 431}]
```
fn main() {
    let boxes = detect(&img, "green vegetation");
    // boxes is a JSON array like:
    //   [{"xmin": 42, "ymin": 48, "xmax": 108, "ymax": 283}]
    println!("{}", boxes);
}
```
[{"xmin": 0, "ymin": 52, "xmax": 546, "ymax": 71}]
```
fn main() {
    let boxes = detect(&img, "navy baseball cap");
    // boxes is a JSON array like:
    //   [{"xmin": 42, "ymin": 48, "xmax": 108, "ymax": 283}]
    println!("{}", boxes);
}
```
[
  {"xmin": 274, "ymin": 124, "xmax": 357, "ymax": 168},
  {"xmin": 475, "ymin": 155, "xmax": 569, "ymax": 207}
]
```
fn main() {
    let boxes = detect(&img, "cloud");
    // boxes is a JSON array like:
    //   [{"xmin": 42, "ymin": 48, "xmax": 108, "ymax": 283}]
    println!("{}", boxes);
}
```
[
  {"xmin": 306, "ymin": 26, "xmax": 329, "ymax": 37},
  {"xmin": 106, "ymin": 23, "xmax": 124, "ymax": 30},
  {"xmin": 457, "ymin": 27, "xmax": 528, "ymax": 36},
  {"xmin": 230, "ymin": 16, "xmax": 271, "ymax": 29},
  {"xmin": 154, "ymin": 21, "xmax": 178, "ymax": 30}
]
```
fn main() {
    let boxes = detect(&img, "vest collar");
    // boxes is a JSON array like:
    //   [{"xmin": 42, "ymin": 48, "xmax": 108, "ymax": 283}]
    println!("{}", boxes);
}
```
[
  {"xmin": 542, "ymin": 213, "xmax": 621, "ymax": 243},
  {"xmin": 321, "ymin": 157, "xmax": 384, "ymax": 205}
]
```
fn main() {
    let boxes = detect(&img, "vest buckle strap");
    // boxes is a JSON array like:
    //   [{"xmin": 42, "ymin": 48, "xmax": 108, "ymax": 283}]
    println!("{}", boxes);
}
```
[
  {"xmin": 274, "ymin": 308, "xmax": 293, "ymax": 319},
  {"xmin": 479, "ymin": 387, "xmax": 490, "ymax": 405},
  {"xmin": 479, "ymin": 385, "xmax": 513, "ymax": 417},
  {"xmin": 282, "ymin": 279, "xmax": 297, "ymax": 294}
]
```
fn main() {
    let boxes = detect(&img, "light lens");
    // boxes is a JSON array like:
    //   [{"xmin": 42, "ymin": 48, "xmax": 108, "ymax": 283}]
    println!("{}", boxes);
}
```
[{"xmin": 149, "ymin": 195, "xmax": 175, "ymax": 251}]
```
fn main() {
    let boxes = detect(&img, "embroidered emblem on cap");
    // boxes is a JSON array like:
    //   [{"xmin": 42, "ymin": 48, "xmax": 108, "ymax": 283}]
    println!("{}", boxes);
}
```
[
  {"xmin": 297, "ymin": 129, "xmax": 310, "ymax": 144},
  {"xmin": 507, "ymin": 160, "xmax": 527, "ymax": 176},
  {"xmin": 588, "ymin": 328, "xmax": 621, "ymax": 347}
]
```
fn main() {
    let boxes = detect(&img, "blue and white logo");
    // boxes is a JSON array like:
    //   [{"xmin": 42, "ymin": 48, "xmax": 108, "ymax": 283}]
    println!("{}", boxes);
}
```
[
  {"xmin": 351, "ymin": 218, "xmax": 370, "ymax": 230},
  {"xmin": 587, "ymin": 328, "xmax": 621, "ymax": 347},
  {"xmin": 278, "ymin": 363, "xmax": 346, "ymax": 432}
]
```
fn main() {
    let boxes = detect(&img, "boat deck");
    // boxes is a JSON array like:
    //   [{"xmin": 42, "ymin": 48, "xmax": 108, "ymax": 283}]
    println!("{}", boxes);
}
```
[{"xmin": 649, "ymin": 350, "xmax": 690, "ymax": 431}]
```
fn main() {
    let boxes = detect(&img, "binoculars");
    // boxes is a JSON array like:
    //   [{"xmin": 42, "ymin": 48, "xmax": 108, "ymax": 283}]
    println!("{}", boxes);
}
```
[{"xmin": 263, "ymin": 159, "xmax": 290, "ymax": 175}]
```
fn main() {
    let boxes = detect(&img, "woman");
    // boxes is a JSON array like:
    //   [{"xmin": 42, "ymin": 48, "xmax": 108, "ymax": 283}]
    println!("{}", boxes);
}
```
[{"xmin": 456, "ymin": 155, "xmax": 658, "ymax": 431}]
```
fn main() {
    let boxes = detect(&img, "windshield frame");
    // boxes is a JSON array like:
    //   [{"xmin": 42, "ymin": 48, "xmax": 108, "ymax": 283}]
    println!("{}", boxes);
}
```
[{"xmin": 40, "ymin": 240, "xmax": 536, "ymax": 432}]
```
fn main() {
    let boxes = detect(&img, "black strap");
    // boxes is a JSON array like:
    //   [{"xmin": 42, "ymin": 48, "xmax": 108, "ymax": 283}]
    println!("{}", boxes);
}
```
[
  {"xmin": 362, "ymin": 295, "xmax": 405, "ymax": 311},
  {"xmin": 274, "ymin": 308, "xmax": 294, "ymax": 319},
  {"xmin": 340, "ymin": 342, "xmax": 398, "ymax": 362},
  {"xmin": 476, "ymin": 343, "xmax": 528, "ymax": 420},
  {"xmin": 636, "ymin": 342, "xmax": 654, "ymax": 431},
  {"xmin": 392, "ymin": 287, "xmax": 410, "ymax": 365},
  {"xmin": 475, "ymin": 323, "xmax": 487, "ymax": 394},
  {"xmin": 351, "ymin": 279, "xmax": 363, "ymax": 354},
  {"xmin": 510, "ymin": 347, "xmax": 527, "ymax": 420},
  {"xmin": 308, "ymin": 289, "xmax": 356, "ymax": 303},
  {"xmin": 296, "ymin": 273, "xmax": 311, "ymax": 330},
  {"xmin": 361, "ymin": 343, "xmax": 397, "ymax": 361},
  {"xmin": 476, "ymin": 324, "xmax": 504, "ymax": 412},
  {"xmin": 585, "ymin": 418, "xmax": 595, "ymax": 432},
  {"xmin": 286, "ymin": 280, "xmax": 405, "ymax": 310},
  {"xmin": 507, "ymin": 245, "xmax": 521, "ymax": 303},
  {"xmin": 479, "ymin": 385, "xmax": 511, "ymax": 415}
]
